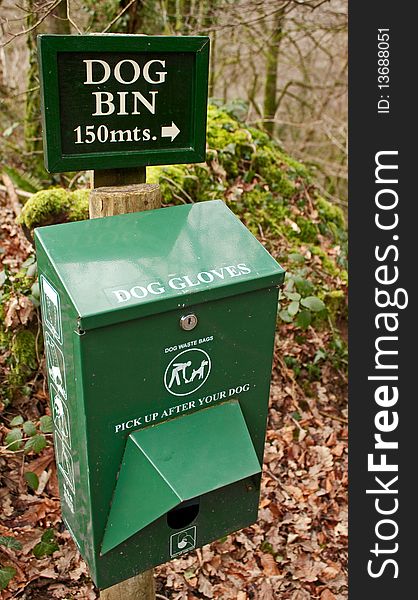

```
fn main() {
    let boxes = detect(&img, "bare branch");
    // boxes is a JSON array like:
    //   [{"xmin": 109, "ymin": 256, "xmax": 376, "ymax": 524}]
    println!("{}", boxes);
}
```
[
  {"xmin": 66, "ymin": 0, "xmax": 82, "ymax": 34},
  {"xmin": 101, "ymin": 0, "xmax": 139, "ymax": 34},
  {"xmin": 1, "ymin": 0, "xmax": 62, "ymax": 47}
]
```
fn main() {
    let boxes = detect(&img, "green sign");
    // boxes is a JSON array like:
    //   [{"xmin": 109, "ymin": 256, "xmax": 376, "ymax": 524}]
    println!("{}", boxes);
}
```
[{"xmin": 37, "ymin": 35, "xmax": 210, "ymax": 172}]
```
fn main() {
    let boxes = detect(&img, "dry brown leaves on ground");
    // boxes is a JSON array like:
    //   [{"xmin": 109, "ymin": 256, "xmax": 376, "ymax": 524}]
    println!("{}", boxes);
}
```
[
  {"xmin": 154, "ymin": 328, "xmax": 348, "ymax": 600},
  {"xmin": 0, "ymin": 197, "xmax": 347, "ymax": 599}
]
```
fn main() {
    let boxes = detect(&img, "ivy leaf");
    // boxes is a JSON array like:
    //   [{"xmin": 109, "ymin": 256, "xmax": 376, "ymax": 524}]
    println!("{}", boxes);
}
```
[
  {"xmin": 296, "ymin": 309, "xmax": 311, "ymax": 330},
  {"xmin": 294, "ymin": 276, "xmax": 314, "ymax": 296},
  {"xmin": 301, "ymin": 296, "xmax": 326, "ymax": 312},
  {"xmin": 288, "ymin": 252, "xmax": 305, "ymax": 264},
  {"xmin": 0, "ymin": 536, "xmax": 22, "ymax": 551},
  {"xmin": 24, "ymin": 434, "xmax": 47, "ymax": 455},
  {"xmin": 40, "ymin": 415, "xmax": 53, "ymax": 434},
  {"xmin": 4, "ymin": 429, "xmax": 23, "ymax": 451},
  {"xmin": 21, "ymin": 256, "xmax": 36, "ymax": 268},
  {"xmin": 283, "ymin": 274, "xmax": 295, "ymax": 292},
  {"xmin": 0, "ymin": 566, "xmax": 16, "ymax": 590},
  {"xmin": 33, "ymin": 529, "xmax": 59, "ymax": 558},
  {"xmin": 284, "ymin": 291, "xmax": 301, "ymax": 302},
  {"xmin": 279, "ymin": 309, "xmax": 293, "ymax": 323},
  {"xmin": 287, "ymin": 301, "xmax": 300, "ymax": 316},
  {"xmin": 9, "ymin": 415, "xmax": 23, "ymax": 427},
  {"xmin": 26, "ymin": 262, "xmax": 38, "ymax": 278},
  {"xmin": 24, "ymin": 471, "xmax": 39, "ymax": 491},
  {"xmin": 31, "ymin": 280, "xmax": 40, "ymax": 298},
  {"xmin": 314, "ymin": 349, "xmax": 327, "ymax": 364},
  {"xmin": 23, "ymin": 421, "xmax": 37, "ymax": 437}
]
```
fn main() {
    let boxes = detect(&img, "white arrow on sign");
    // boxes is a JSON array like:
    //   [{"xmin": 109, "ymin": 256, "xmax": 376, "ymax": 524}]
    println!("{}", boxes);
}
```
[{"xmin": 161, "ymin": 122, "xmax": 180, "ymax": 141}]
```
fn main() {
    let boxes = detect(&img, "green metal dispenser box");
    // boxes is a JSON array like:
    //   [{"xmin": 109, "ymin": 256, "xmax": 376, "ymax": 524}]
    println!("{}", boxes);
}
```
[{"xmin": 34, "ymin": 200, "xmax": 285, "ymax": 589}]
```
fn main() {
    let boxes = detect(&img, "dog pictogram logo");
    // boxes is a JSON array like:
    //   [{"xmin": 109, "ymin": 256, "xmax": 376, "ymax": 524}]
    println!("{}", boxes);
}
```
[{"xmin": 164, "ymin": 349, "xmax": 211, "ymax": 397}]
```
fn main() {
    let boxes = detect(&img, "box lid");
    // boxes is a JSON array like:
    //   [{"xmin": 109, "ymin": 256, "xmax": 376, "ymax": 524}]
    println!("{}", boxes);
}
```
[{"xmin": 35, "ymin": 200, "xmax": 285, "ymax": 330}]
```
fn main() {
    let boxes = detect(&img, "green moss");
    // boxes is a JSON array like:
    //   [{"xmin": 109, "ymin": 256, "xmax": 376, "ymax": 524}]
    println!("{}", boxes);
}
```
[
  {"xmin": 316, "ymin": 196, "xmax": 345, "ymax": 229},
  {"xmin": 324, "ymin": 289, "xmax": 347, "ymax": 321},
  {"xmin": 315, "ymin": 197, "xmax": 346, "ymax": 248},
  {"xmin": 294, "ymin": 217, "xmax": 318, "ymax": 244},
  {"xmin": 251, "ymin": 147, "xmax": 297, "ymax": 198},
  {"xmin": 0, "ymin": 328, "xmax": 10, "ymax": 350},
  {"xmin": 11, "ymin": 330, "xmax": 37, "ymax": 371},
  {"xmin": 311, "ymin": 246, "xmax": 340, "ymax": 277},
  {"xmin": 235, "ymin": 187, "xmax": 290, "ymax": 236},
  {"xmin": 149, "ymin": 105, "xmax": 312, "ymax": 211},
  {"xmin": 148, "ymin": 164, "xmax": 217, "ymax": 204},
  {"xmin": 18, "ymin": 188, "xmax": 89, "ymax": 230},
  {"xmin": 69, "ymin": 190, "xmax": 90, "ymax": 221},
  {"xmin": 1, "ymin": 329, "xmax": 39, "ymax": 406},
  {"xmin": 206, "ymin": 104, "xmax": 243, "ymax": 150},
  {"xmin": 339, "ymin": 269, "xmax": 348, "ymax": 284}
]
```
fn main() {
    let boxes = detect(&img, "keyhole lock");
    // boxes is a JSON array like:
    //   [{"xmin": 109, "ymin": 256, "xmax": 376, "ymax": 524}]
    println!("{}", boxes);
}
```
[{"xmin": 180, "ymin": 313, "xmax": 198, "ymax": 331}]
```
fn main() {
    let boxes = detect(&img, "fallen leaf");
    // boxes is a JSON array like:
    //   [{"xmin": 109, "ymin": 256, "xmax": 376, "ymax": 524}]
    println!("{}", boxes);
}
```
[
  {"xmin": 291, "ymin": 553, "xmax": 327, "ymax": 582},
  {"xmin": 198, "ymin": 573, "xmax": 214, "ymax": 598},
  {"xmin": 4, "ymin": 295, "xmax": 35, "ymax": 329},
  {"xmin": 27, "ymin": 447, "xmax": 55, "ymax": 477},
  {"xmin": 260, "ymin": 552, "xmax": 280, "ymax": 576},
  {"xmin": 320, "ymin": 562, "xmax": 341, "ymax": 582},
  {"xmin": 291, "ymin": 590, "xmax": 311, "ymax": 600},
  {"xmin": 321, "ymin": 590, "xmax": 337, "ymax": 600}
]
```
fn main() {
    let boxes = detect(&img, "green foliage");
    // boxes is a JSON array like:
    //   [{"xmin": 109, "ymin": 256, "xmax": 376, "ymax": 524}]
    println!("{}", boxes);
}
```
[
  {"xmin": 0, "ymin": 536, "xmax": 22, "ymax": 551},
  {"xmin": 260, "ymin": 540, "xmax": 277, "ymax": 556},
  {"xmin": 23, "ymin": 420, "xmax": 37, "ymax": 436},
  {"xmin": 4, "ymin": 428, "xmax": 23, "ymax": 451},
  {"xmin": 328, "ymin": 335, "xmax": 348, "ymax": 370},
  {"xmin": 2, "ymin": 165, "xmax": 43, "ymax": 194},
  {"xmin": 284, "ymin": 332, "xmax": 348, "ymax": 388},
  {"xmin": 148, "ymin": 107, "xmax": 347, "ymax": 333},
  {"xmin": 316, "ymin": 196, "xmax": 345, "ymax": 230},
  {"xmin": 301, "ymin": 297, "xmax": 326, "ymax": 312},
  {"xmin": 1, "ymin": 255, "xmax": 41, "ymax": 408},
  {"xmin": 11, "ymin": 104, "xmax": 347, "ymax": 335},
  {"xmin": 33, "ymin": 529, "xmax": 59, "ymax": 558},
  {"xmin": 0, "ymin": 566, "xmax": 16, "ymax": 591},
  {"xmin": 24, "ymin": 471, "xmax": 39, "ymax": 491},
  {"xmin": 24, "ymin": 434, "xmax": 47, "ymax": 454},
  {"xmin": 148, "ymin": 104, "xmax": 310, "ymax": 207},
  {"xmin": 1, "ymin": 329, "xmax": 39, "ymax": 407},
  {"xmin": 18, "ymin": 188, "xmax": 89, "ymax": 231},
  {"xmin": 3, "ymin": 415, "xmax": 49, "ymax": 455},
  {"xmin": 278, "ymin": 271, "xmax": 327, "ymax": 329},
  {"xmin": 12, "ymin": 331, "xmax": 37, "ymax": 371},
  {"xmin": 40, "ymin": 415, "xmax": 53, "ymax": 433}
]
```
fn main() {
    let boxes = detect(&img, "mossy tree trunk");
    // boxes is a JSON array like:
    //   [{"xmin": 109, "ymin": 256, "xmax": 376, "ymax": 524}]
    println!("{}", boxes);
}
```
[
  {"xmin": 263, "ymin": 8, "xmax": 285, "ymax": 136},
  {"xmin": 25, "ymin": 1, "xmax": 70, "ymax": 177}
]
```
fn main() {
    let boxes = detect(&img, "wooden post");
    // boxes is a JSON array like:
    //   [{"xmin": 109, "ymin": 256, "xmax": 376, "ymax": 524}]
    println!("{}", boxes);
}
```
[
  {"xmin": 99, "ymin": 572, "xmax": 155, "ymax": 600},
  {"xmin": 89, "ymin": 167, "xmax": 159, "ymax": 600},
  {"xmin": 89, "ymin": 184, "xmax": 161, "ymax": 219}
]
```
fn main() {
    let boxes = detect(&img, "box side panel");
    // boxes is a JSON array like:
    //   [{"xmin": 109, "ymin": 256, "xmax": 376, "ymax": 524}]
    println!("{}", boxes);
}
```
[
  {"xmin": 35, "ymin": 241, "xmax": 94, "ymax": 575},
  {"xmin": 78, "ymin": 285, "xmax": 278, "ymax": 587}
]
